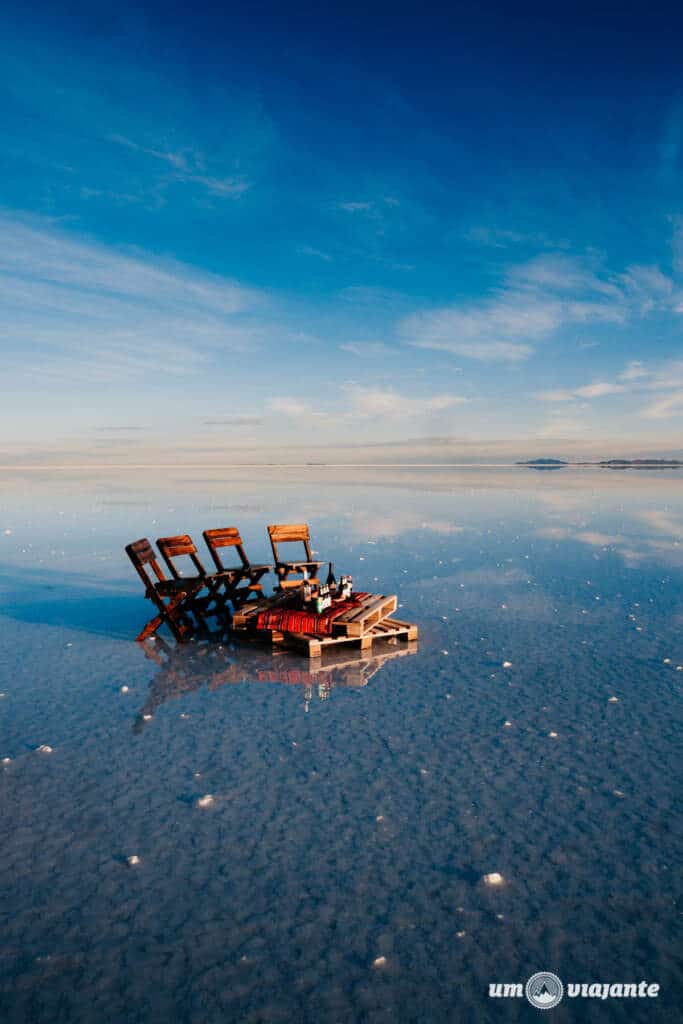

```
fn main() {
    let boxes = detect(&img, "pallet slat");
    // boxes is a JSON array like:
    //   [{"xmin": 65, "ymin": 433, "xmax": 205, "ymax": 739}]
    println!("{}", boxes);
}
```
[{"xmin": 332, "ymin": 594, "xmax": 398, "ymax": 637}]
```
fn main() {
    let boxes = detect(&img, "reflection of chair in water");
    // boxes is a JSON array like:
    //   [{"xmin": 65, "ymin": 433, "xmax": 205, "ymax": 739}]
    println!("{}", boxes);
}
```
[{"xmin": 133, "ymin": 636, "xmax": 417, "ymax": 727}]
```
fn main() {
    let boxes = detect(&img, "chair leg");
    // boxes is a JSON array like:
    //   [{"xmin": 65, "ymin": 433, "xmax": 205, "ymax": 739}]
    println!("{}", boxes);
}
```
[
  {"xmin": 137, "ymin": 591, "xmax": 193, "ymax": 643},
  {"xmin": 137, "ymin": 614, "xmax": 165, "ymax": 642}
]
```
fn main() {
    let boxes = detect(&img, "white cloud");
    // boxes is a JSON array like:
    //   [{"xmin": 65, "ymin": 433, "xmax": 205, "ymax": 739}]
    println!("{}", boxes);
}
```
[
  {"xmin": 267, "ymin": 387, "xmax": 466, "ymax": 424},
  {"xmin": 639, "ymin": 391, "xmax": 683, "ymax": 419},
  {"xmin": 535, "ymin": 359, "xmax": 683, "ymax": 410},
  {"xmin": 533, "ymin": 388, "xmax": 576, "ymax": 402},
  {"xmin": 618, "ymin": 360, "xmax": 648, "ymax": 381},
  {"xmin": 346, "ymin": 387, "xmax": 466, "ymax": 418},
  {"xmin": 400, "ymin": 254, "xmax": 635, "ymax": 363},
  {"xmin": 401, "ymin": 299, "xmax": 551, "ymax": 362},
  {"xmin": 574, "ymin": 381, "xmax": 626, "ymax": 399},
  {"xmin": 269, "ymin": 398, "xmax": 310, "ymax": 418},
  {"xmin": 339, "ymin": 341, "xmax": 393, "ymax": 357}
]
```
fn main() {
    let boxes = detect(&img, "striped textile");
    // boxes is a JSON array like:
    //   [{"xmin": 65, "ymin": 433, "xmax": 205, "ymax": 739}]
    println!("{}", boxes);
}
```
[{"xmin": 256, "ymin": 592, "xmax": 369, "ymax": 636}]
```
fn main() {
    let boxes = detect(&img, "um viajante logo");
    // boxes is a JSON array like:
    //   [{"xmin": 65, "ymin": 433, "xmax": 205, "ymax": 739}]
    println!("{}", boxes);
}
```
[{"xmin": 489, "ymin": 972, "xmax": 660, "ymax": 1009}]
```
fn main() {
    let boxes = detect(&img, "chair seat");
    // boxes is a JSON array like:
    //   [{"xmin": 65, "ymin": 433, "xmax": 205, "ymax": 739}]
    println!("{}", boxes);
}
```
[
  {"xmin": 277, "ymin": 560, "xmax": 323, "ymax": 571},
  {"xmin": 218, "ymin": 563, "xmax": 271, "ymax": 574},
  {"xmin": 155, "ymin": 577, "xmax": 205, "ymax": 596}
]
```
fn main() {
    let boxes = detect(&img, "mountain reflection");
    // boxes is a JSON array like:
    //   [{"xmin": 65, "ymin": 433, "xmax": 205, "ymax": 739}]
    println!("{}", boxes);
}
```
[{"xmin": 134, "ymin": 636, "xmax": 417, "ymax": 727}]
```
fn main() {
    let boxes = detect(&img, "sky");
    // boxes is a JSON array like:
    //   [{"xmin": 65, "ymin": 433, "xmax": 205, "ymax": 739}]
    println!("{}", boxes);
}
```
[{"xmin": 1, "ymin": 0, "xmax": 683, "ymax": 464}]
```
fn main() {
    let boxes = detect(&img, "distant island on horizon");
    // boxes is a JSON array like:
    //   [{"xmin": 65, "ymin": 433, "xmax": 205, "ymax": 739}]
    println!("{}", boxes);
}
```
[{"xmin": 518, "ymin": 458, "xmax": 683, "ymax": 470}]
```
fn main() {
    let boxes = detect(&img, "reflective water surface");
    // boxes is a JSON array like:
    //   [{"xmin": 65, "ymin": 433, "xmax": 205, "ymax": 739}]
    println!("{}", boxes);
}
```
[{"xmin": 0, "ymin": 466, "xmax": 681, "ymax": 1022}]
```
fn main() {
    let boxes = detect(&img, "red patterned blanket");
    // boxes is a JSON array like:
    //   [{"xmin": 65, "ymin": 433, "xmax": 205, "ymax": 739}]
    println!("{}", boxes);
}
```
[{"xmin": 256, "ymin": 592, "xmax": 369, "ymax": 637}]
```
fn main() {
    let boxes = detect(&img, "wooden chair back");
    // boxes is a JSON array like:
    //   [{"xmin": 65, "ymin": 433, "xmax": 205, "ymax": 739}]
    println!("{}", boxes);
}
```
[
  {"xmin": 267, "ymin": 523, "xmax": 314, "ymax": 564},
  {"xmin": 126, "ymin": 538, "xmax": 168, "ymax": 592},
  {"xmin": 203, "ymin": 527, "xmax": 250, "ymax": 572},
  {"xmin": 156, "ymin": 534, "xmax": 208, "ymax": 579}
]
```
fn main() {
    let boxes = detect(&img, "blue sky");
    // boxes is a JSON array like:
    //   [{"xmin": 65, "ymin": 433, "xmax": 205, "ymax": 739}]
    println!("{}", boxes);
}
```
[{"xmin": 2, "ymin": 1, "xmax": 683, "ymax": 462}]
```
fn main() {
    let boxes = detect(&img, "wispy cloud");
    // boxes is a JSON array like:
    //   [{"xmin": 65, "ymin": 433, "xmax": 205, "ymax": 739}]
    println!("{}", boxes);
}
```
[
  {"xmin": 534, "ymin": 357, "xmax": 683, "ymax": 420},
  {"xmin": 267, "ymin": 387, "xmax": 466, "ymax": 425},
  {"xmin": 297, "ymin": 245, "xmax": 333, "ymax": 261},
  {"xmin": 400, "ymin": 254, "xmax": 632, "ymax": 363},
  {"xmin": 640, "ymin": 391, "xmax": 683, "ymax": 419},
  {"xmin": 109, "ymin": 134, "xmax": 250, "ymax": 198},
  {"xmin": 338, "ymin": 201, "xmax": 372, "ymax": 213},
  {"xmin": 535, "ymin": 381, "xmax": 626, "ymax": 402},
  {"xmin": 400, "ymin": 253, "xmax": 681, "ymax": 365},
  {"xmin": 0, "ymin": 213, "xmax": 264, "ymax": 383},
  {"xmin": 203, "ymin": 417, "xmax": 266, "ymax": 428},
  {"xmin": 346, "ymin": 387, "xmax": 465, "ymax": 418},
  {"xmin": 338, "ymin": 341, "xmax": 393, "ymax": 358},
  {"xmin": 618, "ymin": 360, "xmax": 649, "ymax": 381}
]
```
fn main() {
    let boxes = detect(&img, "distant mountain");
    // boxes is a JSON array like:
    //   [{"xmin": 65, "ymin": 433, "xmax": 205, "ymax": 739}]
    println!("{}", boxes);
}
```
[
  {"xmin": 517, "ymin": 458, "xmax": 569, "ymax": 468},
  {"xmin": 516, "ymin": 457, "xmax": 681, "ymax": 470},
  {"xmin": 598, "ymin": 459, "xmax": 682, "ymax": 469}
]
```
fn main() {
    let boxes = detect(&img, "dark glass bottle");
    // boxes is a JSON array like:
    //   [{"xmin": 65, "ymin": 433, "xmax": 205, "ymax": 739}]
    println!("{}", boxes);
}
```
[{"xmin": 326, "ymin": 562, "xmax": 336, "ymax": 590}]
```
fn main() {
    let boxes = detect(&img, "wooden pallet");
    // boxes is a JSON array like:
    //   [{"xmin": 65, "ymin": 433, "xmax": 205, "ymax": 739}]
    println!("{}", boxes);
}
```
[
  {"xmin": 330, "ymin": 593, "xmax": 398, "ymax": 637},
  {"xmin": 234, "ymin": 616, "xmax": 417, "ymax": 658},
  {"xmin": 229, "ymin": 589, "xmax": 417, "ymax": 658}
]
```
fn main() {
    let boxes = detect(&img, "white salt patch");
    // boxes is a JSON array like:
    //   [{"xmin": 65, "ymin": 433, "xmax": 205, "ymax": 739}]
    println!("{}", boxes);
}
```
[
  {"xmin": 127, "ymin": 855, "xmax": 141, "ymax": 866},
  {"xmin": 613, "ymin": 789, "xmax": 625, "ymax": 798},
  {"xmin": 143, "ymin": 714, "xmax": 153, "ymax": 721},
  {"xmin": 608, "ymin": 696, "xmax": 619, "ymax": 703},
  {"xmin": 372, "ymin": 956, "xmax": 387, "ymax": 968},
  {"xmin": 502, "ymin": 661, "xmax": 512, "ymax": 668},
  {"xmin": 456, "ymin": 930, "xmax": 466, "ymax": 938},
  {"xmin": 503, "ymin": 721, "xmax": 513, "ymax": 728},
  {"xmin": 120, "ymin": 686, "xmax": 129, "ymax": 694},
  {"xmin": 36, "ymin": 745, "xmax": 53, "ymax": 754},
  {"xmin": 441, "ymin": 649, "xmax": 449, "ymax": 655},
  {"xmin": 376, "ymin": 815, "xmax": 384, "ymax": 822},
  {"xmin": 2, "ymin": 757, "xmax": 12, "ymax": 764},
  {"xmin": 483, "ymin": 872, "xmax": 504, "ymax": 887},
  {"xmin": 196, "ymin": 794, "xmax": 214, "ymax": 808},
  {"xmin": 548, "ymin": 731, "xmax": 559, "ymax": 739},
  {"xmin": 663, "ymin": 658, "xmax": 671, "ymax": 664}
]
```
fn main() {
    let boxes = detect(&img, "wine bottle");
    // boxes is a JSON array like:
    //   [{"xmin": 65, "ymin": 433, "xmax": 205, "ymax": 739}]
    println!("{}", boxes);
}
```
[{"xmin": 326, "ymin": 562, "xmax": 336, "ymax": 589}]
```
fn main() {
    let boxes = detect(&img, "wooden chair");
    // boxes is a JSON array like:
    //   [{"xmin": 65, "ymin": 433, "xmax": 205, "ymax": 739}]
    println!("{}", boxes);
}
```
[
  {"xmin": 156, "ymin": 533, "xmax": 235, "ymax": 621},
  {"xmin": 125, "ymin": 538, "xmax": 207, "ymax": 643},
  {"xmin": 202, "ymin": 527, "xmax": 272, "ymax": 608},
  {"xmin": 267, "ymin": 523, "xmax": 324, "ymax": 590}
]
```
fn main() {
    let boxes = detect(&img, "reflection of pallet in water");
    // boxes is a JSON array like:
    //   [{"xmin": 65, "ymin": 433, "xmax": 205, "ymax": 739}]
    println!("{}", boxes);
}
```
[{"xmin": 255, "ymin": 640, "xmax": 418, "ymax": 688}]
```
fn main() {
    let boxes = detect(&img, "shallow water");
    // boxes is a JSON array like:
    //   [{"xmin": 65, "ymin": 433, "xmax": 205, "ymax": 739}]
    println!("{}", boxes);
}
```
[{"xmin": 0, "ymin": 466, "xmax": 681, "ymax": 1023}]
